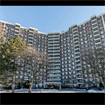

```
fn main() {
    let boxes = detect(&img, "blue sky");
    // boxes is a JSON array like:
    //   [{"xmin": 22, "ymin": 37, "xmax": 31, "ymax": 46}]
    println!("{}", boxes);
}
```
[{"xmin": 0, "ymin": 6, "xmax": 105, "ymax": 33}]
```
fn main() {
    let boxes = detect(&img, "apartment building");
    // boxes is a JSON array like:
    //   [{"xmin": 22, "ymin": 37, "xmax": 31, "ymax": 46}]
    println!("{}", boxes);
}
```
[{"xmin": 0, "ymin": 12, "xmax": 105, "ymax": 89}]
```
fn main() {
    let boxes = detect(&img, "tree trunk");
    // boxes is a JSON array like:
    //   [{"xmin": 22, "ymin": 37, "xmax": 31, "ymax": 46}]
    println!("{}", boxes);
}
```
[
  {"xmin": 28, "ymin": 78, "xmax": 34, "ymax": 93},
  {"xmin": 12, "ymin": 72, "xmax": 15, "ymax": 93},
  {"xmin": 28, "ymin": 82, "xmax": 32, "ymax": 93},
  {"xmin": 103, "ymin": 77, "xmax": 105, "ymax": 91}
]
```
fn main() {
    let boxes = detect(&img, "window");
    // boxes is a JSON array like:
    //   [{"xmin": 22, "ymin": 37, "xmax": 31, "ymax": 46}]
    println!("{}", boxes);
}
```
[
  {"xmin": 84, "ymin": 37, "xmax": 87, "ymax": 40},
  {"xmin": 90, "ymin": 35, "xmax": 92, "ymax": 38},
  {"xmin": 89, "ymin": 28, "xmax": 91, "ymax": 30},
  {"xmin": 89, "ymin": 31, "xmax": 92, "ymax": 35},
  {"xmin": 90, "ymin": 39, "xmax": 93, "ymax": 41},
  {"xmin": 80, "ymin": 32, "xmax": 82, "ymax": 34},
  {"xmin": 83, "ymin": 27, "xmax": 85, "ymax": 29},
  {"xmin": 100, "ymin": 31, "xmax": 104, "ymax": 34},
  {"xmin": 97, "ymin": 16, "xmax": 101, "ymax": 20},
  {"xmin": 80, "ymin": 35, "xmax": 82, "ymax": 38},
  {"xmin": 81, "ymin": 42, "xmax": 83, "ymax": 44},
  {"xmin": 72, "ymin": 58, "xmax": 74, "ymax": 61},
  {"xmin": 81, "ymin": 46, "xmax": 84, "ymax": 48},
  {"xmin": 91, "ymin": 42, "xmax": 94, "ymax": 46},
  {"xmin": 86, "ymin": 48, "xmax": 88, "ymax": 51},
  {"xmin": 98, "ymin": 20, "xmax": 101, "ymax": 23},
  {"xmin": 102, "ymin": 35, "xmax": 104, "ymax": 38},
  {"xmin": 99, "ymin": 23, "xmax": 102, "ymax": 27},
  {"xmin": 84, "ymin": 34, "xmax": 86, "ymax": 37},
  {"xmin": 82, "ymin": 49, "xmax": 84, "ymax": 52},
  {"xmin": 102, "ymin": 39, "xmax": 105, "ymax": 42},
  {"xmin": 81, "ymin": 38, "xmax": 83, "ymax": 41},
  {"xmin": 100, "ymin": 27, "xmax": 103, "ymax": 31},
  {"xmin": 91, "ymin": 46, "xmax": 94, "ymax": 49}
]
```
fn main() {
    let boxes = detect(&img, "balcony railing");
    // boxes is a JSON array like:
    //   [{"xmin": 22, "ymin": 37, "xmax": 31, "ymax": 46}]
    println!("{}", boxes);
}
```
[
  {"xmin": 76, "ymin": 68, "xmax": 82, "ymax": 71},
  {"xmin": 91, "ymin": 18, "xmax": 97, "ymax": 22},
  {"xmin": 92, "ymin": 22, "xmax": 97, "ymax": 26}
]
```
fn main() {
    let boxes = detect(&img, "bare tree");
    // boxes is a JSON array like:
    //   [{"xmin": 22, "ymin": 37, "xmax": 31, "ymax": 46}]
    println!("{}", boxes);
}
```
[
  {"xmin": 81, "ymin": 46, "xmax": 105, "ymax": 89},
  {"xmin": 21, "ymin": 46, "xmax": 47, "ymax": 93}
]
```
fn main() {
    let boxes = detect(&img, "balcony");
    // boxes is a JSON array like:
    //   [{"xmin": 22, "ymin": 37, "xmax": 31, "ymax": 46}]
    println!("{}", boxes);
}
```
[
  {"xmin": 95, "ymin": 41, "xmax": 101, "ymax": 45},
  {"xmin": 48, "ymin": 47, "xmax": 60, "ymax": 49},
  {"xmin": 28, "ymin": 36, "xmax": 33, "ymax": 40},
  {"xmin": 76, "ymin": 73, "xmax": 82, "ymax": 75},
  {"xmin": 48, "ymin": 60, "xmax": 60, "ymax": 62},
  {"xmin": 75, "ymin": 60, "xmax": 81, "ymax": 62},
  {"xmin": 28, "ymin": 34, "xmax": 33, "ymax": 37},
  {"xmin": 47, "ymin": 78, "xmax": 61, "ymax": 81},
  {"xmin": 75, "ymin": 47, "xmax": 80, "ymax": 50},
  {"xmin": 91, "ymin": 22, "xmax": 97, "ymax": 26},
  {"xmin": 15, "ymin": 26, "xmax": 20, "ymax": 29},
  {"xmin": 75, "ymin": 55, "xmax": 80, "ymax": 58},
  {"xmin": 74, "ymin": 44, "xmax": 79, "ymax": 47},
  {"xmin": 92, "ymin": 25, "xmax": 98, "ymax": 30},
  {"xmin": 49, "ymin": 67, "xmax": 60, "ymax": 69},
  {"xmin": 29, "ymin": 30, "xmax": 33, "ymax": 33},
  {"xmin": 14, "ymin": 33, "xmax": 19, "ymax": 36},
  {"xmin": 76, "ymin": 68, "xmax": 82, "ymax": 71},
  {"xmin": 77, "ymin": 77, "xmax": 83, "ymax": 79},
  {"xmin": 47, "ymin": 74, "xmax": 61, "ymax": 77},
  {"xmin": 48, "ymin": 44, "xmax": 60, "ymax": 46},
  {"xmin": 75, "ymin": 52, "xmax": 80, "ymax": 54},
  {"xmin": 74, "ymin": 40, "xmax": 79, "ymax": 43},
  {"xmin": 72, "ymin": 27, "xmax": 78, "ymax": 31},
  {"xmin": 48, "ymin": 41, "xmax": 59, "ymax": 43},
  {"xmin": 47, "ymin": 70, "xmax": 61, "ymax": 73},
  {"xmin": 48, "ymin": 35, "xmax": 60, "ymax": 38},
  {"xmin": 94, "ymin": 33, "xmax": 100, "ymax": 36},
  {"xmin": 28, "ymin": 40, "xmax": 33, "ymax": 42},
  {"xmin": 94, "ymin": 38, "xmax": 100, "ymax": 41},
  {"xmin": 48, "ymin": 38, "xmax": 60, "ymax": 40},
  {"xmin": 93, "ymin": 30, "xmax": 99, "ymax": 33},
  {"xmin": 74, "ymin": 37, "xmax": 79, "ymax": 40},
  {"xmin": 76, "ymin": 63, "xmax": 81, "ymax": 66},
  {"xmin": 14, "ymin": 30, "xmax": 19, "ymax": 33},
  {"xmin": 73, "ymin": 30, "xmax": 78, "ymax": 34},
  {"xmin": 48, "ymin": 50, "xmax": 60, "ymax": 52},
  {"xmin": 91, "ymin": 18, "xmax": 97, "ymax": 23}
]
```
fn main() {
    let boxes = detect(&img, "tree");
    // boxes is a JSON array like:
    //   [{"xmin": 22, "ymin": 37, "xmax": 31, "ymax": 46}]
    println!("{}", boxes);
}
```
[
  {"xmin": 81, "ymin": 46, "xmax": 105, "ymax": 90},
  {"xmin": 21, "ymin": 46, "xmax": 47, "ymax": 93},
  {"xmin": 0, "ymin": 36, "xmax": 26, "ymax": 93}
]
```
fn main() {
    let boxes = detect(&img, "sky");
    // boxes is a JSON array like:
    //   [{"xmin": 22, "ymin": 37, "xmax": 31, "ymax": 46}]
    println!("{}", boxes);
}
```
[{"xmin": 0, "ymin": 6, "xmax": 105, "ymax": 33}]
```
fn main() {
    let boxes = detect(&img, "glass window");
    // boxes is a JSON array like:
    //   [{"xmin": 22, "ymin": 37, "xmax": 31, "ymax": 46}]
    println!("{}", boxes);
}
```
[
  {"xmin": 89, "ymin": 31, "xmax": 92, "ymax": 35},
  {"xmin": 84, "ymin": 34, "xmax": 86, "ymax": 37},
  {"xmin": 100, "ymin": 31, "xmax": 104, "ymax": 34},
  {"xmin": 102, "ymin": 39, "xmax": 105, "ymax": 42},
  {"xmin": 90, "ymin": 35, "xmax": 92, "ymax": 38},
  {"xmin": 80, "ymin": 38, "xmax": 83, "ymax": 41},
  {"xmin": 100, "ymin": 27, "xmax": 103, "ymax": 31},
  {"xmin": 91, "ymin": 42, "xmax": 94, "ymax": 46},
  {"xmin": 84, "ymin": 37, "xmax": 87, "ymax": 40},
  {"xmin": 99, "ymin": 23, "xmax": 102, "ymax": 27},
  {"xmin": 98, "ymin": 20, "xmax": 101, "ymax": 23},
  {"xmin": 89, "ymin": 27, "xmax": 91, "ymax": 30},
  {"xmin": 80, "ymin": 35, "xmax": 82, "ymax": 38},
  {"xmin": 90, "ymin": 39, "xmax": 93, "ymax": 41},
  {"xmin": 81, "ymin": 46, "xmax": 84, "ymax": 48},
  {"xmin": 80, "ymin": 32, "xmax": 82, "ymax": 34},
  {"xmin": 102, "ymin": 35, "xmax": 104, "ymax": 38},
  {"xmin": 81, "ymin": 42, "xmax": 83, "ymax": 44}
]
